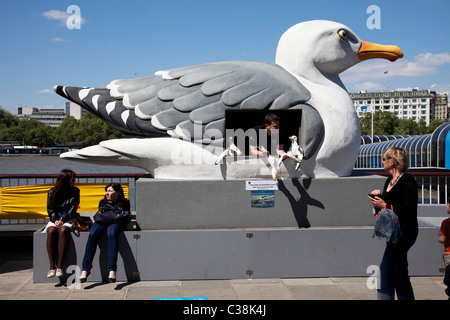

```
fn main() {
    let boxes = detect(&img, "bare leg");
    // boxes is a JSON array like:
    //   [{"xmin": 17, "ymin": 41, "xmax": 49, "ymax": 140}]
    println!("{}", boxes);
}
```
[
  {"xmin": 56, "ymin": 226, "xmax": 71, "ymax": 269},
  {"xmin": 46, "ymin": 226, "xmax": 58, "ymax": 270}
]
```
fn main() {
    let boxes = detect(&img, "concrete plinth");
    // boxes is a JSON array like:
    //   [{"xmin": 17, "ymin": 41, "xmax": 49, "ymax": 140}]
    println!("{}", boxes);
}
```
[
  {"xmin": 33, "ymin": 222, "xmax": 443, "ymax": 283},
  {"xmin": 135, "ymin": 175, "xmax": 384, "ymax": 230},
  {"xmin": 33, "ymin": 175, "xmax": 445, "ymax": 283}
]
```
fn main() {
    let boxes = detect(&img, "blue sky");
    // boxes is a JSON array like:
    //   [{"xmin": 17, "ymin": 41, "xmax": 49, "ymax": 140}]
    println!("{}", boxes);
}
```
[{"xmin": 1, "ymin": 0, "xmax": 449, "ymax": 114}]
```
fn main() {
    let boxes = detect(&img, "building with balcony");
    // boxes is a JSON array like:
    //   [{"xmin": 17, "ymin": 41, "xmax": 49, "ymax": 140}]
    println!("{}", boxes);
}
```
[
  {"xmin": 350, "ymin": 89, "xmax": 449, "ymax": 126},
  {"xmin": 433, "ymin": 92, "xmax": 449, "ymax": 121}
]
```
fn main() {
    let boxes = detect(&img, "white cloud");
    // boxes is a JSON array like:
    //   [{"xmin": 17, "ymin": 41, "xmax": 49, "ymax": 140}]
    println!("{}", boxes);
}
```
[
  {"xmin": 37, "ymin": 89, "xmax": 53, "ymax": 94},
  {"xmin": 395, "ymin": 87, "xmax": 422, "ymax": 91},
  {"xmin": 342, "ymin": 52, "xmax": 450, "ymax": 94},
  {"xmin": 43, "ymin": 9, "xmax": 69, "ymax": 25},
  {"xmin": 394, "ymin": 53, "xmax": 450, "ymax": 77},
  {"xmin": 349, "ymin": 81, "xmax": 385, "ymax": 92},
  {"xmin": 51, "ymin": 37, "xmax": 66, "ymax": 42},
  {"xmin": 430, "ymin": 83, "xmax": 450, "ymax": 94},
  {"xmin": 342, "ymin": 52, "xmax": 450, "ymax": 83},
  {"xmin": 42, "ymin": 8, "xmax": 86, "ymax": 27}
]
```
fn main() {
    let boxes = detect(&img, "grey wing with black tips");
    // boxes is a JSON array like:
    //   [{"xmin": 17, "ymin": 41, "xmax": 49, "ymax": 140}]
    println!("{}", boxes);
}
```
[{"xmin": 54, "ymin": 60, "xmax": 324, "ymax": 159}]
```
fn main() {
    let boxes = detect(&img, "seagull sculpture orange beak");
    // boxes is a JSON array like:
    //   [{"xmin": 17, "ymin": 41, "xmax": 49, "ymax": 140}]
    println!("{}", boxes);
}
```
[{"xmin": 358, "ymin": 40, "xmax": 404, "ymax": 62}]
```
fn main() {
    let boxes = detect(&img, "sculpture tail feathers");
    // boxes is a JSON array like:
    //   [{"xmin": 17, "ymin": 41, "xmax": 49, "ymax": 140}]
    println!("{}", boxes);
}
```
[
  {"xmin": 54, "ymin": 85, "xmax": 113, "ymax": 117},
  {"xmin": 53, "ymin": 85, "xmax": 169, "ymax": 137}
]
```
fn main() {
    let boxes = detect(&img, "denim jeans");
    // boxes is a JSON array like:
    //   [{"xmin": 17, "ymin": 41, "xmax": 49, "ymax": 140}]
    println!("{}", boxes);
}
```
[
  {"xmin": 377, "ymin": 234, "xmax": 417, "ymax": 300},
  {"xmin": 82, "ymin": 222, "xmax": 122, "ymax": 272}
]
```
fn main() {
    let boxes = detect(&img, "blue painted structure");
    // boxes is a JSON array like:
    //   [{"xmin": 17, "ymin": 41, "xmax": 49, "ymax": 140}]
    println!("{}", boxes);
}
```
[{"xmin": 356, "ymin": 123, "xmax": 450, "ymax": 170}]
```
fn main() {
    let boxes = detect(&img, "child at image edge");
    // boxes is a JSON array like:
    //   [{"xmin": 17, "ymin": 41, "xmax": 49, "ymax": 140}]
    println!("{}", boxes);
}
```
[{"xmin": 438, "ymin": 197, "xmax": 450, "ymax": 299}]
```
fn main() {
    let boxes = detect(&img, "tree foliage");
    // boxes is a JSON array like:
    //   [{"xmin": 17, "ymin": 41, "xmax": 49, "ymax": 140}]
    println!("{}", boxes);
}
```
[
  {"xmin": 359, "ymin": 111, "xmax": 444, "ymax": 136},
  {"xmin": 0, "ymin": 107, "xmax": 123, "ymax": 147}
]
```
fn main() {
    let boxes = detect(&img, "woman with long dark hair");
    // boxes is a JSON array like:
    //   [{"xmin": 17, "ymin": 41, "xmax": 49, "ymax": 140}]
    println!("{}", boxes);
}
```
[
  {"xmin": 44, "ymin": 169, "xmax": 80, "ymax": 278},
  {"xmin": 80, "ymin": 183, "xmax": 130, "ymax": 283}
]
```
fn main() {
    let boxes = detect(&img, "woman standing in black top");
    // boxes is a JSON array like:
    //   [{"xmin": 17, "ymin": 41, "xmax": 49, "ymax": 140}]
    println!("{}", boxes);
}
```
[
  {"xmin": 44, "ymin": 169, "xmax": 80, "ymax": 278},
  {"xmin": 369, "ymin": 147, "xmax": 418, "ymax": 300}
]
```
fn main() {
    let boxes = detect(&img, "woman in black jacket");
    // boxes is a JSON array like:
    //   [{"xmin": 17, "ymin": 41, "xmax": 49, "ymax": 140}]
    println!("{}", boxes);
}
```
[
  {"xmin": 80, "ymin": 183, "xmax": 130, "ymax": 283},
  {"xmin": 369, "ymin": 147, "xmax": 418, "ymax": 300},
  {"xmin": 44, "ymin": 169, "xmax": 80, "ymax": 278}
]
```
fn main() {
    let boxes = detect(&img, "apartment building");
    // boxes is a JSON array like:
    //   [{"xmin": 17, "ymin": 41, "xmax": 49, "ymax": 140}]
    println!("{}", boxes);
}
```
[
  {"xmin": 433, "ymin": 92, "xmax": 449, "ymax": 121},
  {"xmin": 350, "ymin": 89, "xmax": 449, "ymax": 125}
]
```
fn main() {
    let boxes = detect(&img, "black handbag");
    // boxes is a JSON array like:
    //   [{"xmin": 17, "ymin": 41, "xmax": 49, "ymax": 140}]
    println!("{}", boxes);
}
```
[{"xmin": 94, "ymin": 203, "xmax": 131, "ymax": 226}]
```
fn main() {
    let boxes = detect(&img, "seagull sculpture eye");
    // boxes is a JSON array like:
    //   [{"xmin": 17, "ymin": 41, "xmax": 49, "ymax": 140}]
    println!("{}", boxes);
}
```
[{"xmin": 337, "ymin": 29, "xmax": 347, "ymax": 40}]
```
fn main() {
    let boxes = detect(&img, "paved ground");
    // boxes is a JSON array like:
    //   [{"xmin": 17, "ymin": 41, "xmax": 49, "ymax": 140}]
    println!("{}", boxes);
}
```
[{"xmin": 0, "ymin": 251, "xmax": 448, "ymax": 301}]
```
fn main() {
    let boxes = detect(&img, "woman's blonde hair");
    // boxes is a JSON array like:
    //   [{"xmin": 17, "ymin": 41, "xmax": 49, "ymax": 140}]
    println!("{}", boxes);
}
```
[{"xmin": 383, "ymin": 147, "xmax": 409, "ymax": 173}]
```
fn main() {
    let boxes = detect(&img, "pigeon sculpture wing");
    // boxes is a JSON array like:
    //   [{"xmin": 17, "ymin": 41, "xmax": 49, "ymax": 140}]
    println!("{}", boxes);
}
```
[{"xmin": 55, "ymin": 60, "xmax": 324, "ymax": 159}]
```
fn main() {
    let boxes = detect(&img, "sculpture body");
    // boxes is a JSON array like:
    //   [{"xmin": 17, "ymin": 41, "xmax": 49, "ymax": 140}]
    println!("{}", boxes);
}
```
[{"xmin": 56, "ymin": 20, "xmax": 403, "ymax": 179}]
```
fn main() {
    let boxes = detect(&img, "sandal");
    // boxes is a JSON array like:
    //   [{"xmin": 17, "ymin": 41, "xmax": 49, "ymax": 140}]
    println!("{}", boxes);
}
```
[{"xmin": 55, "ymin": 268, "xmax": 64, "ymax": 277}]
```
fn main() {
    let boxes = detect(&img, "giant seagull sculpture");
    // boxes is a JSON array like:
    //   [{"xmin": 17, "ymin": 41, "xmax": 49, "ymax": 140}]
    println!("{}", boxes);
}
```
[{"xmin": 55, "ymin": 20, "xmax": 403, "ymax": 179}]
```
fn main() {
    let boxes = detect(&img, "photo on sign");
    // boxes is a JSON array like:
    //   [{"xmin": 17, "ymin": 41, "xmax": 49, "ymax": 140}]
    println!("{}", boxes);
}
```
[{"xmin": 251, "ymin": 190, "xmax": 275, "ymax": 208}]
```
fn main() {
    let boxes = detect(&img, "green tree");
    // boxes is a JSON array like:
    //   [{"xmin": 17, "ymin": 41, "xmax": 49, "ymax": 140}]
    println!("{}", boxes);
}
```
[
  {"xmin": 54, "ymin": 116, "xmax": 79, "ymax": 145},
  {"xmin": 0, "ymin": 108, "xmax": 53, "ymax": 146},
  {"xmin": 428, "ymin": 119, "xmax": 445, "ymax": 133},
  {"xmin": 76, "ymin": 112, "xmax": 123, "ymax": 146},
  {"xmin": 17, "ymin": 118, "xmax": 52, "ymax": 146},
  {"xmin": 0, "ymin": 107, "xmax": 19, "ymax": 129},
  {"xmin": 0, "ymin": 108, "xmax": 19, "ymax": 142},
  {"xmin": 393, "ymin": 119, "xmax": 417, "ymax": 135},
  {"xmin": 359, "ymin": 111, "xmax": 447, "ymax": 137},
  {"xmin": 359, "ymin": 111, "xmax": 399, "ymax": 135},
  {"xmin": 52, "ymin": 112, "xmax": 123, "ymax": 146}
]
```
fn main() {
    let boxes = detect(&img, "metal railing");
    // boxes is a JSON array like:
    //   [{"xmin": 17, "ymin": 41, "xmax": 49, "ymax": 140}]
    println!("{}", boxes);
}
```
[
  {"xmin": 0, "ymin": 173, "xmax": 145, "ymax": 225},
  {"xmin": 1, "ymin": 172, "xmax": 449, "ymax": 225},
  {"xmin": 365, "ymin": 171, "xmax": 450, "ymax": 205}
]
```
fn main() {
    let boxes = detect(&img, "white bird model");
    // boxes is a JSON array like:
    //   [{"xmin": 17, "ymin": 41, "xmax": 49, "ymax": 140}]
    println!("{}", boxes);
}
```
[
  {"xmin": 259, "ymin": 145, "xmax": 283, "ymax": 180},
  {"xmin": 286, "ymin": 136, "xmax": 304, "ymax": 171},
  {"xmin": 214, "ymin": 137, "xmax": 242, "ymax": 166},
  {"xmin": 259, "ymin": 136, "xmax": 304, "ymax": 180},
  {"xmin": 55, "ymin": 20, "xmax": 402, "ymax": 180}
]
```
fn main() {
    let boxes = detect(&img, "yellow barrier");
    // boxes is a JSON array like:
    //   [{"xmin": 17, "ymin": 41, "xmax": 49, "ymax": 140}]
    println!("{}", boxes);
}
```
[{"xmin": 0, "ymin": 184, "xmax": 129, "ymax": 219}]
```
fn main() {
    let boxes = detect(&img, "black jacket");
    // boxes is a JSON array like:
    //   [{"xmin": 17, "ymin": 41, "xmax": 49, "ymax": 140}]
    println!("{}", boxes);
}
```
[
  {"xmin": 381, "ymin": 173, "xmax": 418, "ymax": 238},
  {"xmin": 47, "ymin": 187, "xmax": 80, "ymax": 223},
  {"xmin": 98, "ymin": 198, "xmax": 130, "ymax": 211}
]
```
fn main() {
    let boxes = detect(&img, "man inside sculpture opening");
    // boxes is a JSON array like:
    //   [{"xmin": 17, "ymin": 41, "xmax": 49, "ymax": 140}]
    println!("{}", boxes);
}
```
[{"xmin": 249, "ymin": 114, "xmax": 288, "ymax": 159}]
